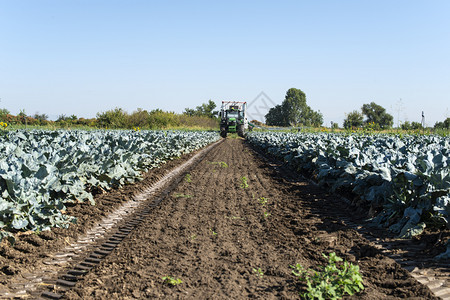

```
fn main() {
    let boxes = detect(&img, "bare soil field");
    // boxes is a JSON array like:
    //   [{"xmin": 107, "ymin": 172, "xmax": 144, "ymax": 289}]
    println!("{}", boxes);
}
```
[{"xmin": 0, "ymin": 138, "xmax": 443, "ymax": 299}]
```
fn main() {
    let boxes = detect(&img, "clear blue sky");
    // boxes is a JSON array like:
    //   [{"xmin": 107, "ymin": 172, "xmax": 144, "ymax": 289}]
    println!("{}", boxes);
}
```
[{"xmin": 1, "ymin": 0, "xmax": 449, "ymax": 127}]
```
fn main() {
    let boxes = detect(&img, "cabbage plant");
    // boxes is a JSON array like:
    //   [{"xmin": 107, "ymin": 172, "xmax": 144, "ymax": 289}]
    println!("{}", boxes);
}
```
[{"xmin": 0, "ymin": 129, "xmax": 219, "ymax": 241}]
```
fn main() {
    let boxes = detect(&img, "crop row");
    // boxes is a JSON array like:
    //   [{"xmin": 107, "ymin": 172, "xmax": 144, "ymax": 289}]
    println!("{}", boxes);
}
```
[
  {"xmin": 0, "ymin": 130, "xmax": 219, "ymax": 242},
  {"xmin": 247, "ymin": 132, "xmax": 449, "ymax": 257}
]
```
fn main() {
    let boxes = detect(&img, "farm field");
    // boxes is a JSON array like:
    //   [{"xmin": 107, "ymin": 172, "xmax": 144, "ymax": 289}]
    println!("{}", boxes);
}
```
[
  {"xmin": 247, "ymin": 132, "xmax": 449, "ymax": 246},
  {"xmin": 64, "ymin": 139, "xmax": 440, "ymax": 299},
  {"xmin": 0, "ymin": 134, "xmax": 448, "ymax": 299},
  {"xmin": 0, "ymin": 129, "xmax": 219, "ymax": 241}
]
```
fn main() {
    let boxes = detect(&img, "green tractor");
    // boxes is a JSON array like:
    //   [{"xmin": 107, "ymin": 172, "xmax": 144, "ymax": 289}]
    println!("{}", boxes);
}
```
[{"xmin": 219, "ymin": 101, "xmax": 248, "ymax": 138}]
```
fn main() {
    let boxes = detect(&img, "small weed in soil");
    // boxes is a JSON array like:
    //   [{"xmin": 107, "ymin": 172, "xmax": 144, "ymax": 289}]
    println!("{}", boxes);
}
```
[
  {"xmin": 209, "ymin": 161, "xmax": 228, "ymax": 168},
  {"xmin": 240, "ymin": 176, "xmax": 249, "ymax": 189},
  {"xmin": 291, "ymin": 252, "xmax": 364, "ymax": 299},
  {"xmin": 162, "ymin": 276, "xmax": 182, "ymax": 286},
  {"xmin": 184, "ymin": 173, "xmax": 192, "ymax": 182},
  {"xmin": 259, "ymin": 197, "xmax": 268, "ymax": 206},
  {"xmin": 253, "ymin": 267, "xmax": 264, "ymax": 278}
]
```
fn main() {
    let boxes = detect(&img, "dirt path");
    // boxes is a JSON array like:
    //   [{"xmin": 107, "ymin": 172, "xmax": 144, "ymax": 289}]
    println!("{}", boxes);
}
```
[{"xmin": 60, "ymin": 139, "xmax": 436, "ymax": 299}]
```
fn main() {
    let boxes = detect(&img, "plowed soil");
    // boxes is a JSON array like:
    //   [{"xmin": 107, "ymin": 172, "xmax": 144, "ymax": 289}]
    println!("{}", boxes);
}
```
[{"xmin": 58, "ymin": 138, "xmax": 436, "ymax": 299}]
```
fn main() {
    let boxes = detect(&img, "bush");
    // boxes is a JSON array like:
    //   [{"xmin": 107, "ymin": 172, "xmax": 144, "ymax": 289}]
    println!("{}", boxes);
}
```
[
  {"xmin": 291, "ymin": 253, "xmax": 364, "ymax": 299},
  {"xmin": 434, "ymin": 118, "xmax": 450, "ymax": 130},
  {"xmin": 363, "ymin": 121, "xmax": 380, "ymax": 131},
  {"xmin": 96, "ymin": 108, "xmax": 129, "ymax": 128},
  {"xmin": 0, "ymin": 108, "xmax": 10, "ymax": 122},
  {"xmin": 401, "ymin": 121, "xmax": 412, "ymax": 130},
  {"xmin": 128, "ymin": 108, "xmax": 150, "ymax": 128},
  {"xmin": 148, "ymin": 109, "xmax": 180, "ymax": 129},
  {"xmin": 411, "ymin": 121, "xmax": 423, "ymax": 130},
  {"xmin": 343, "ymin": 111, "xmax": 364, "ymax": 129},
  {"xmin": 1, "ymin": 106, "xmax": 219, "ymax": 130},
  {"xmin": 177, "ymin": 114, "xmax": 218, "ymax": 129}
]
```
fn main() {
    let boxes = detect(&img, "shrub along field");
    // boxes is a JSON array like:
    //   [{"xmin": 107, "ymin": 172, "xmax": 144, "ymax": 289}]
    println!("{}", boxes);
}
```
[{"xmin": 0, "ymin": 108, "xmax": 219, "ymax": 130}]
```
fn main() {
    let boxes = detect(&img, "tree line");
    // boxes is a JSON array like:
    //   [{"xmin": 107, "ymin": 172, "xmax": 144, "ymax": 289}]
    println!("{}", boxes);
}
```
[
  {"xmin": 264, "ymin": 88, "xmax": 449, "ymax": 130},
  {"xmin": 1, "ymin": 94, "xmax": 448, "ymax": 131},
  {"xmin": 263, "ymin": 88, "xmax": 394, "ymax": 129},
  {"xmin": 0, "ymin": 103, "xmax": 219, "ymax": 130}
]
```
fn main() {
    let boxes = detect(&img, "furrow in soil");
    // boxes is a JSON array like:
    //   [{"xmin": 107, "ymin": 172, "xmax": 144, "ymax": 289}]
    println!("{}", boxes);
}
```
[{"xmin": 61, "ymin": 139, "xmax": 438, "ymax": 300}]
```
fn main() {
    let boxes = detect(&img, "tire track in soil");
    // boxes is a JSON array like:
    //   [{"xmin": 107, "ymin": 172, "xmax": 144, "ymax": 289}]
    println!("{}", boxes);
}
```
[{"xmin": 64, "ymin": 139, "xmax": 438, "ymax": 299}]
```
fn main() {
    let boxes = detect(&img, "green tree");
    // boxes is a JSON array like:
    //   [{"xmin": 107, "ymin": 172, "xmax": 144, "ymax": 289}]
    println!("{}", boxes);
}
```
[
  {"xmin": 129, "ymin": 108, "xmax": 150, "ymax": 127},
  {"xmin": 32, "ymin": 112, "xmax": 49, "ymax": 125},
  {"xmin": 96, "ymin": 107, "xmax": 129, "ymax": 128},
  {"xmin": 184, "ymin": 100, "xmax": 218, "ymax": 118},
  {"xmin": 401, "ymin": 121, "xmax": 412, "ymax": 130},
  {"xmin": 265, "ymin": 88, "xmax": 323, "ymax": 127},
  {"xmin": 148, "ymin": 109, "xmax": 180, "ymax": 128},
  {"xmin": 444, "ymin": 117, "xmax": 450, "ymax": 129},
  {"xmin": 331, "ymin": 121, "xmax": 339, "ymax": 129},
  {"xmin": 343, "ymin": 110, "xmax": 364, "ymax": 129},
  {"xmin": 434, "ymin": 117, "xmax": 450, "ymax": 130},
  {"xmin": 33, "ymin": 112, "xmax": 49, "ymax": 121},
  {"xmin": 282, "ymin": 88, "xmax": 308, "ymax": 126},
  {"xmin": 56, "ymin": 114, "xmax": 67, "ymax": 122},
  {"xmin": 411, "ymin": 121, "xmax": 423, "ymax": 130},
  {"xmin": 361, "ymin": 102, "xmax": 393, "ymax": 129},
  {"xmin": 18, "ymin": 109, "xmax": 27, "ymax": 125},
  {"xmin": 18, "ymin": 109, "xmax": 26, "ymax": 118},
  {"xmin": 306, "ymin": 109, "xmax": 324, "ymax": 127},
  {"xmin": 265, "ymin": 105, "xmax": 285, "ymax": 126},
  {"xmin": 0, "ymin": 108, "xmax": 10, "ymax": 121}
]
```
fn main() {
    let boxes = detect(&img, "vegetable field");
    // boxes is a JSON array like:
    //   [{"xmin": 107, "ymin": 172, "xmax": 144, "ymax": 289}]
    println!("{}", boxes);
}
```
[
  {"xmin": 0, "ymin": 130, "xmax": 219, "ymax": 241},
  {"xmin": 0, "ymin": 131, "xmax": 448, "ymax": 299},
  {"xmin": 247, "ymin": 132, "xmax": 450, "ymax": 258}
]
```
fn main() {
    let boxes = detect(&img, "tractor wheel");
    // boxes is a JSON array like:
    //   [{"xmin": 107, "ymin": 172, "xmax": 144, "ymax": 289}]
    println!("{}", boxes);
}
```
[
  {"xmin": 237, "ymin": 125, "xmax": 245, "ymax": 137},
  {"xmin": 220, "ymin": 128, "xmax": 227, "ymax": 138}
]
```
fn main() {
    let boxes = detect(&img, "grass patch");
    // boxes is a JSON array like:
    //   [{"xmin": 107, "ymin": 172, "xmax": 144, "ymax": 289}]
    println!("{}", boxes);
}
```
[{"xmin": 173, "ymin": 193, "xmax": 192, "ymax": 198}]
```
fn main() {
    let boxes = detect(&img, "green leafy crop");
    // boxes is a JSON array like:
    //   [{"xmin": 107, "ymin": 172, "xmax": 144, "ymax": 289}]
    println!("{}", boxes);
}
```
[
  {"xmin": 162, "ymin": 276, "xmax": 182, "ymax": 286},
  {"xmin": 291, "ymin": 252, "xmax": 364, "ymax": 299},
  {"xmin": 184, "ymin": 173, "xmax": 192, "ymax": 182},
  {"xmin": 258, "ymin": 197, "xmax": 268, "ymax": 205},
  {"xmin": 246, "ymin": 131, "xmax": 450, "ymax": 240},
  {"xmin": 0, "ymin": 130, "xmax": 220, "ymax": 242},
  {"xmin": 240, "ymin": 176, "xmax": 249, "ymax": 189},
  {"xmin": 252, "ymin": 267, "xmax": 264, "ymax": 277}
]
